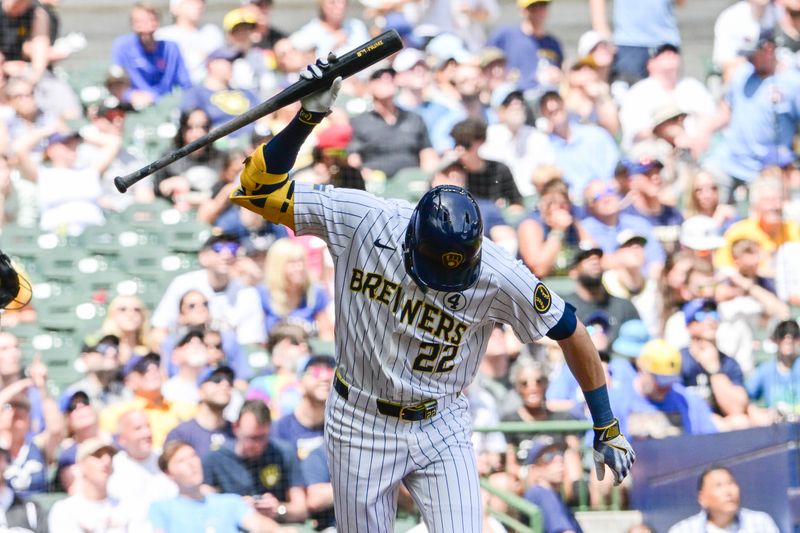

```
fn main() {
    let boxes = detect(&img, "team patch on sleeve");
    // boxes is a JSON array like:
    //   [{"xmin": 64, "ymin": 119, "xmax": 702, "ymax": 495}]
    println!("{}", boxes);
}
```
[{"xmin": 533, "ymin": 283, "xmax": 552, "ymax": 313}]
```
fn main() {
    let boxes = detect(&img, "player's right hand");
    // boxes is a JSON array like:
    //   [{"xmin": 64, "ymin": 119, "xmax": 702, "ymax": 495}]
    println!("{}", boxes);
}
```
[
  {"xmin": 299, "ymin": 52, "xmax": 342, "ymax": 114},
  {"xmin": 592, "ymin": 418, "xmax": 635, "ymax": 485}
]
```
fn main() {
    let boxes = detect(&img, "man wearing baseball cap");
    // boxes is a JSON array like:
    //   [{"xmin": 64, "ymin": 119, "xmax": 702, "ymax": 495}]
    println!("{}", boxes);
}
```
[
  {"xmin": 523, "ymin": 438, "xmax": 583, "ymax": 533},
  {"xmin": 615, "ymin": 339, "xmax": 718, "ymax": 440}
]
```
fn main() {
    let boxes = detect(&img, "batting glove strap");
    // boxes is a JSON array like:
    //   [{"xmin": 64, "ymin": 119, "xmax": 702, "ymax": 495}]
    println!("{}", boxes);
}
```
[
  {"xmin": 592, "ymin": 418, "xmax": 636, "ymax": 486},
  {"xmin": 297, "ymin": 109, "xmax": 330, "ymax": 126}
]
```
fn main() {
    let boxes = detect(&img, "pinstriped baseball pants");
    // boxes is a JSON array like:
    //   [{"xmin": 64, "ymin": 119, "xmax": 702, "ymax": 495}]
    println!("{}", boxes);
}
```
[{"xmin": 324, "ymin": 390, "xmax": 482, "ymax": 533}]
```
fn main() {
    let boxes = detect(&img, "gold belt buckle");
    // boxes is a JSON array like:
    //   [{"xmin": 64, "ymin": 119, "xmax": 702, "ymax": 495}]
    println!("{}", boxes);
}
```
[{"xmin": 400, "ymin": 399, "xmax": 438, "ymax": 420}]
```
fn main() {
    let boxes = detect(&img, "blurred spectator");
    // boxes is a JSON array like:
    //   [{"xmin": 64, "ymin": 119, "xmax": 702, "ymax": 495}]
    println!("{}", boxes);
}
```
[
  {"xmin": 621, "ymin": 154, "xmax": 683, "ymax": 248},
  {"xmin": 107, "ymin": 410, "xmax": 178, "ymax": 519},
  {"xmin": 609, "ymin": 319, "xmax": 651, "ymax": 388},
  {"xmin": 716, "ymin": 177, "xmax": 800, "ymax": 275},
  {"xmin": 668, "ymin": 465, "xmax": 780, "ymax": 533},
  {"xmin": 180, "ymin": 47, "xmax": 260, "ymax": 138},
  {"xmin": 679, "ymin": 299, "xmax": 751, "ymax": 431},
  {"xmin": 563, "ymin": 58, "xmax": 619, "ymax": 136},
  {"xmin": 451, "ymin": 117, "xmax": 523, "ymax": 208},
  {"xmin": 245, "ymin": 0, "xmax": 287, "ymax": 51},
  {"xmin": 564, "ymin": 243, "xmax": 641, "ymax": 342},
  {"xmin": 706, "ymin": 32, "xmax": 800, "ymax": 193},
  {"xmin": 111, "ymin": 2, "xmax": 191, "ymax": 108},
  {"xmin": 153, "ymin": 108, "xmax": 226, "ymax": 206},
  {"xmin": 538, "ymin": 92, "xmax": 619, "ymax": 202},
  {"xmin": 776, "ymin": 0, "xmax": 800, "ymax": 67},
  {"xmin": 430, "ymin": 153, "xmax": 516, "ymax": 253},
  {"xmin": 0, "ymin": 446, "xmax": 47, "ymax": 531},
  {"xmin": 500, "ymin": 358, "xmax": 582, "ymax": 485},
  {"xmin": 151, "ymin": 440, "xmax": 287, "ymax": 533},
  {"xmin": 299, "ymin": 446, "xmax": 335, "ymax": 531},
  {"xmin": 0, "ymin": 0, "xmax": 51, "ymax": 84},
  {"xmin": 518, "ymin": 178, "xmax": 590, "ymax": 277},
  {"xmin": 151, "ymin": 232, "xmax": 267, "ymax": 348},
  {"xmin": 576, "ymin": 30, "xmax": 615, "ymax": 85},
  {"xmin": 581, "ymin": 179, "xmax": 665, "ymax": 274},
  {"xmin": 156, "ymin": 0, "xmax": 224, "ymax": 84},
  {"xmin": 100, "ymin": 294, "xmax": 151, "ymax": 365},
  {"xmin": 0, "ymin": 333, "xmax": 47, "ymax": 437},
  {"xmin": 259, "ymin": 238, "xmax": 333, "ymax": 340},
  {"xmin": 202, "ymin": 400, "xmax": 308, "ymax": 523},
  {"xmin": 487, "ymin": 0, "xmax": 563, "ymax": 91},
  {"xmin": 348, "ymin": 67, "xmax": 437, "ymax": 179},
  {"xmin": 467, "ymin": 378, "xmax": 507, "ymax": 480},
  {"xmin": 523, "ymin": 440, "xmax": 583, "ymax": 533},
  {"xmin": 61, "ymin": 335, "xmax": 125, "ymax": 410},
  {"xmin": 271, "ymin": 355, "xmax": 333, "ymax": 463},
  {"xmin": 247, "ymin": 323, "xmax": 311, "ymax": 419},
  {"xmin": 166, "ymin": 365, "xmax": 236, "ymax": 459},
  {"xmin": 746, "ymin": 319, "xmax": 800, "ymax": 419},
  {"xmin": 160, "ymin": 290, "xmax": 250, "ymax": 383},
  {"xmin": 618, "ymin": 44, "xmax": 715, "ymax": 152},
  {"xmin": 48, "ymin": 438, "xmax": 139, "ymax": 531},
  {"xmin": 682, "ymin": 171, "xmax": 739, "ymax": 233},
  {"xmin": 416, "ymin": 0, "xmax": 499, "ymax": 52},
  {"xmin": 712, "ymin": 0, "xmax": 779, "ymax": 80},
  {"xmin": 647, "ymin": 102, "xmax": 699, "ymax": 198},
  {"xmin": 0, "ymin": 392, "xmax": 46, "ymax": 497},
  {"xmin": 55, "ymin": 390, "xmax": 105, "ymax": 493},
  {"xmin": 197, "ymin": 148, "xmax": 257, "ymax": 227},
  {"xmin": 162, "ymin": 329, "xmax": 209, "ymax": 404},
  {"xmin": 293, "ymin": 124, "xmax": 365, "ymax": 190},
  {"xmin": 589, "ymin": 0, "xmax": 683, "ymax": 85},
  {"xmin": 291, "ymin": 0, "xmax": 369, "ymax": 58},
  {"xmin": 0, "ymin": 154, "xmax": 18, "ymax": 225},
  {"xmin": 474, "ymin": 324, "xmax": 514, "ymax": 406},
  {"xmin": 425, "ymin": 37, "xmax": 486, "ymax": 124},
  {"xmin": 679, "ymin": 215, "xmax": 727, "ymax": 258},
  {"xmin": 776, "ymin": 240, "xmax": 800, "ymax": 307},
  {"xmin": 481, "ymin": 88, "xmax": 555, "ymax": 197},
  {"xmin": 13, "ymin": 128, "xmax": 121, "ymax": 236},
  {"xmin": 662, "ymin": 258, "xmax": 716, "ymax": 348},
  {"xmin": 616, "ymin": 339, "xmax": 717, "ymax": 439},
  {"xmin": 3, "ymin": 77, "xmax": 57, "ymax": 155},
  {"xmin": 99, "ymin": 353, "xmax": 195, "ymax": 450},
  {"xmin": 603, "ymin": 231, "xmax": 660, "ymax": 335}
]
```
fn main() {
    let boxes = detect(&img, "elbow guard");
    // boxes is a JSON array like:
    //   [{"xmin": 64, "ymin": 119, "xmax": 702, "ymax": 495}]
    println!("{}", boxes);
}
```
[
  {"xmin": 229, "ymin": 144, "xmax": 296, "ymax": 229},
  {"xmin": 546, "ymin": 302, "xmax": 577, "ymax": 340}
]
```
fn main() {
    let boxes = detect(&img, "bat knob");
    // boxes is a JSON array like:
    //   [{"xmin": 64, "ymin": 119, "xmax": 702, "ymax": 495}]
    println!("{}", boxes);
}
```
[{"xmin": 114, "ymin": 176, "xmax": 129, "ymax": 194}]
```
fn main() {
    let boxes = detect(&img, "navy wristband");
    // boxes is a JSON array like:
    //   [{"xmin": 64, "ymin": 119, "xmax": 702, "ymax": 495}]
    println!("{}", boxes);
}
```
[{"xmin": 584, "ymin": 384, "xmax": 614, "ymax": 427}]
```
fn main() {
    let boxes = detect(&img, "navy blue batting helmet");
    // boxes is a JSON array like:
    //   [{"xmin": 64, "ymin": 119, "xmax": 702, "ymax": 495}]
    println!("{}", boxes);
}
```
[{"xmin": 403, "ymin": 185, "xmax": 483, "ymax": 292}]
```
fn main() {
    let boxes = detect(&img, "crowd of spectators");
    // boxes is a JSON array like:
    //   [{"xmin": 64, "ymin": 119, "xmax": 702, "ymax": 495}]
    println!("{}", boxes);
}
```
[{"xmin": 2, "ymin": 0, "xmax": 800, "ymax": 530}]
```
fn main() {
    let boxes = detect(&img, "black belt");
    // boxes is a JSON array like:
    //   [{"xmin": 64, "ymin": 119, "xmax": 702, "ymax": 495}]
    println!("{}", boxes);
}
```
[{"xmin": 333, "ymin": 370, "xmax": 438, "ymax": 422}]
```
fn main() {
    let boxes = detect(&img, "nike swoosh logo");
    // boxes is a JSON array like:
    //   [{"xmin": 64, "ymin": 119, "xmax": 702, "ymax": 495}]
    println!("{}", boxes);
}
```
[{"xmin": 374, "ymin": 238, "xmax": 395, "ymax": 251}]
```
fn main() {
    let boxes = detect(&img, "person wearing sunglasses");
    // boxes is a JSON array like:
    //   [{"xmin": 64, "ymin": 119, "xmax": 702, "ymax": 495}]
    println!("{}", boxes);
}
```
[
  {"xmin": 100, "ymin": 295, "xmax": 151, "ymax": 367},
  {"xmin": 679, "ymin": 299, "xmax": 751, "ymax": 432},
  {"xmin": 151, "ymin": 232, "xmax": 267, "ymax": 351},
  {"xmin": 54, "ymin": 390, "xmax": 108, "ymax": 493},
  {"xmin": 524, "ymin": 439, "xmax": 583, "ymax": 533}
]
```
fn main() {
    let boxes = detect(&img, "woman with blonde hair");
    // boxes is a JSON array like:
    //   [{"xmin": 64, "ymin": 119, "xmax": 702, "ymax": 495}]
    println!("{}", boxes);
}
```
[
  {"xmin": 100, "ymin": 294, "xmax": 152, "ymax": 364},
  {"xmin": 682, "ymin": 168, "xmax": 738, "ymax": 232},
  {"xmin": 259, "ymin": 238, "xmax": 333, "ymax": 340}
]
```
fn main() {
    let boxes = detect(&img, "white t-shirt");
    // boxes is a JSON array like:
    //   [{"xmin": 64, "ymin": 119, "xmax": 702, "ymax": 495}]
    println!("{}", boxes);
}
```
[
  {"xmin": 37, "ymin": 165, "xmax": 104, "ymax": 235},
  {"xmin": 151, "ymin": 269, "xmax": 267, "ymax": 345},
  {"xmin": 162, "ymin": 375, "xmax": 200, "ymax": 404},
  {"xmin": 619, "ymin": 77, "xmax": 716, "ymax": 151},
  {"xmin": 107, "ymin": 451, "xmax": 178, "ymax": 517},
  {"xmin": 155, "ymin": 24, "xmax": 224, "ymax": 84},
  {"xmin": 713, "ymin": 1, "xmax": 779, "ymax": 69},
  {"xmin": 47, "ymin": 494, "xmax": 143, "ymax": 533},
  {"xmin": 480, "ymin": 124, "xmax": 555, "ymax": 198}
]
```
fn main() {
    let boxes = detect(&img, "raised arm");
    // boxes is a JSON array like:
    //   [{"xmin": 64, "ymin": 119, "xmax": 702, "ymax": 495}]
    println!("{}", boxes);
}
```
[{"xmin": 230, "ymin": 57, "xmax": 342, "ymax": 231}]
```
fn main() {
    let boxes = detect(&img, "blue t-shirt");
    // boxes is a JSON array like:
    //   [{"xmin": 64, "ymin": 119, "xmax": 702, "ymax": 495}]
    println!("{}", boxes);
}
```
[
  {"xmin": 581, "ymin": 212, "xmax": 666, "ymax": 270},
  {"xmin": 622, "ymin": 204, "xmax": 684, "ymax": 229},
  {"xmin": 709, "ymin": 62, "xmax": 800, "ymax": 182},
  {"xmin": 4, "ymin": 441, "xmax": 47, "ymax": 497},
  {"xmin": 548, "ymin": 124, "xmax": 619, "ymax": 200},
  {"xmin": 110, "ymin": 34, "xmax": 191, "ymax": 100},
  {"xmin": 181, "ymin": 86, "xmax": 260, "ymax": 138},
  {"xmin": 614, "ymin": 382, "xmax": 718, "ymax": 438},
  {"xmin": 746, "ymin": 359, "xmax": 800, "ymax": 409},
  {"xmin": 524, "ymin": 485, "xmax": 583, "ymax": 533},
  {"xmin": 612, "ymin": 0, "xmax": 680, "ymax": 47},
  {"xmin": 165, "ymin": 419, "xmax": 236, "ymax": 460},
  {"xmin": 161, "ymin": 330, "xmax": 251, "ymax": 381},
  {"xmin": 202, "ymin": 440, "xmax": 303, "ymax": 501},
  {"xmin": 149, "ymin": 493, "xmax": 251, "ymax": 533},
  {"xmin": 299, "ymin": 447, "xmax": 336, "ymax": 530},
  {"xmin": 271, "ymin": 413, "xmax": 324, "ymax": 462},
  {"xmin": 258, "ymin": 284, "xmax": 330, "ymax": 336},
  {"xmin": 488, "ymin": 26, "xmax": 563, "ymax": 90}
]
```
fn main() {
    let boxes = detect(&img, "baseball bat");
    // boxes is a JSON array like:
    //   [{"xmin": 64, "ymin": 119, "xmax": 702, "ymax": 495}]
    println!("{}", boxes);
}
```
[{"xmin": 114, "ymin": 30, "xmax": 403, "ymax": 193}]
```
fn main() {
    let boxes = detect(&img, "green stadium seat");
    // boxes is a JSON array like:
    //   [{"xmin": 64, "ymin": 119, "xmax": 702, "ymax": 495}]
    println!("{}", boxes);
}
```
[
  {"xmin": 37, "ymin": 248, "xmax": 97, "ymax": 283},
  {"xmin": 36, "ymin": 295, "xmax": 84, "ymax": 332},
  {"xmin": 117, "ymin": 245, "xmax": 183, "ymax": 280},
  {"xmin": 80, "ymin": 223, "xmax": 127, "ymax": 257},
  {"xmin": 120, "ymin": 199, "xmax": 175, "ymax": 226},
  {"xmin": 383, "ymin": 167, "xmax": 430, "ymax": 203},
  {"xmin": 164, "ymin": 221, "xmax": 212, "ymax": 253}
]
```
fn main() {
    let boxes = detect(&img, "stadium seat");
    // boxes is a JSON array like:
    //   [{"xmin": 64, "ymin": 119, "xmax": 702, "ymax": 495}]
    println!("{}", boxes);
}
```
[
  {"xmin": 383, "ymin": 167, "xmax": 430, "ymax": 204},
  {"xmin": 164, "ymin": 220, "xmax": 212, "ymax": 253},
  {"xmin": 120, "ymin": 199, "xmax": 175, "ymax": 226}
]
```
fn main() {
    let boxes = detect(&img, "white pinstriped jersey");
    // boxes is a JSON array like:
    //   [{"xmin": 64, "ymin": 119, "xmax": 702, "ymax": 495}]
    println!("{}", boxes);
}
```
[{"xmin": 294, "ymin": 182, "xmax": 566, "ymax": 402}]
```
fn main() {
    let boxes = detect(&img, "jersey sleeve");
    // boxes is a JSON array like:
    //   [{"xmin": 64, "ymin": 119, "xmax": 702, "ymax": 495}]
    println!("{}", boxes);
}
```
[
  {"xmin": 292, "ymin": 182, "xmax": 399, "ymax": 258},
  {"xmin": 483, "ymin": 242, "xmax": 569, "ymax": 344}
]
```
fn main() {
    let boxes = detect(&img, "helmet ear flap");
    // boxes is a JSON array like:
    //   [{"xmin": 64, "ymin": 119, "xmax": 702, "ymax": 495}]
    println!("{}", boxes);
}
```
[{"xmin": 403, "ymin": 210, "xmax": 429, "ymax": 291}]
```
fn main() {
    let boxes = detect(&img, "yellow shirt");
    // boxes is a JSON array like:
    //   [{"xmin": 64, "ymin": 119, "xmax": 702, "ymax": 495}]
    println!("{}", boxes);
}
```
[
  {"xmin": 714, "ymin": 217, "xmax": 800, "ymax": 271},
  {"xmin": 99, "ymin": 396, "xmax": 196, "ymax": 451}
]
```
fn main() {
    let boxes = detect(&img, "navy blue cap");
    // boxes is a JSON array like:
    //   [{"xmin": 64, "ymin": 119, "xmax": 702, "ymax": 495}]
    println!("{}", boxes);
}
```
[
  {"xmin": 197, "ymin": 364, "xmax": 235, "ymax": 386},
  {"xmin": 584, "ymin": 310, "xmax": 611, "ymax": 331},
  {"xmin": 47, "ymin": 131, "xmax": 81, "ymax": 146},
  {"xmin": 526, "ymin": 436, "xmax": 566, "ymax": 465},
  {"xmin": 122, "ymin": 353, "xmax": 160, "ymax": 378},
  {"xmin": 683, "ymin": 298, "xmax": 718, "ymax": 325},
  {"xmin": 299, "ymin": 354, "xmax": 336, "ymax": 375},
  {"xmin": 624, "ymin": 157, "xmax": 663, "ymax": 175},
  {"xmin": 59, "ymin": 390, "xmax": 90, "ymax": 414},
  {"xmin": 207, "ymin": 46, "xmax": 242, "ymax": 63}
]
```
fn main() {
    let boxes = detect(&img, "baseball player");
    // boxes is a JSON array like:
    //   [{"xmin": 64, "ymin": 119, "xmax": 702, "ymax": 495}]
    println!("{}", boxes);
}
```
[{"xmin": 229, "ymin": 56, "xmax": 635, "ymax": 532}]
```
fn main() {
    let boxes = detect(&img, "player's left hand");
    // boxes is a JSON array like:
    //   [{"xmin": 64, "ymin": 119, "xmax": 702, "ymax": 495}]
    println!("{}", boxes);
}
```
[
  {"xmin": 299, "ymin": 52, "xmax": 342, "ymax": 114},
  {"xmin": 592, "ymin": 418, "xmax": 635, "ymax": 485}
]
